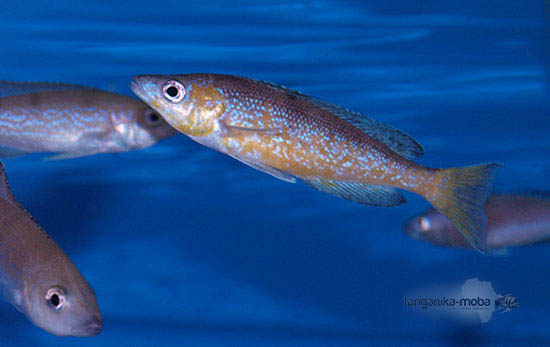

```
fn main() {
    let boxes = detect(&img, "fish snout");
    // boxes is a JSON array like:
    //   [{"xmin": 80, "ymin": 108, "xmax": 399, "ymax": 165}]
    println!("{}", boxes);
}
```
[
  {"xmin": 130, "ymin": 75, "xmax": 166, "ymax": 102},
  {"xmin": 130, "ymin": 78, "xmax": 145, "ymax": 98}
]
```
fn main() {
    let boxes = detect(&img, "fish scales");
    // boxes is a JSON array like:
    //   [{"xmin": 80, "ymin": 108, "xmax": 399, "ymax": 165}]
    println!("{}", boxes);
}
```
[
  {"xmin": 0, "ymin": 90, "xmax": 120, "ymax": 150},
  {"xmin": 200, "ymin": 75, "xmax": 433, "ymax": 192}
]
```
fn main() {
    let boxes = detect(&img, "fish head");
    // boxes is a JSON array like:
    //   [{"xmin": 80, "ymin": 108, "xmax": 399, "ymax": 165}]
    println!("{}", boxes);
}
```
[
  {"xmin": 110, "ymin": 103, "xmax": 178, "ymax": 151},
  {"xmin": 131, "ymin": 75, "xmax": 226, "ymax": 137},
  {"xmin": 404, "ymin": 209, "xmax": 474, "ymax": 248},
  {"xmin": 403, "ymin": 208, "xmax": 454, "ymax": 243},
  {"xmin": 509, "ymin": 297, "xmax": 519, "ymax": 309},
  {"xmin": 22, "ymin": 260, "xmax": 102, "ymax": 337}
]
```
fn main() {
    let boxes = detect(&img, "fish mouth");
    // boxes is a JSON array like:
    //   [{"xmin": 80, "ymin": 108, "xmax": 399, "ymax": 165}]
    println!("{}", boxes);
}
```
[
  {"xmin": 402, "ymin": 216, "xmax": 421, "ymax": 239},
  {"xmin": 82, "ymin": 315, "xmax": 103, "ymax": 336}
]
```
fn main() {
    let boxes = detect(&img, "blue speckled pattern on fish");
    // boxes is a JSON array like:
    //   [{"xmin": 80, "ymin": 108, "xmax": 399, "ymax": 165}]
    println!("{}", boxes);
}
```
[
  {"xmin": 131, "ymin": 73, "xmax": 499, "ymax": 252},
  {"xmin": 0, "ymin": 81, "xmax": 177, "ymax": 159}
]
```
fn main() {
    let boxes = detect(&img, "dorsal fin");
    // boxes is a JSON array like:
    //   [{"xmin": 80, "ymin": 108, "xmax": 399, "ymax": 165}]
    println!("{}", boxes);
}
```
[
  {"xmin": 304, "ymin": 99, "xmax": 424, "ymax": 160},
  {"xmin": 252, "ymin": 78, "xmax": 424, "ymax": 160},
  {"xmin": 0, "ymin": 163, "xmax": 41, "ymax": 224},
  {"xmin": 0, "ymin": 80, "xmax": 93, "ymax": 98},
  {"xmin": 0, "ymin": 163, "xmax": 16, "ymax": 204}
]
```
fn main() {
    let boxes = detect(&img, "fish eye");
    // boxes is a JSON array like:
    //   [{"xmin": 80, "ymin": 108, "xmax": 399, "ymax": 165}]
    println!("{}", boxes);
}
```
[
  {"xmin": 45, "ymin": 286, "xmax": 67, "ymax": 312},
  {"xmin": 162, "ymin": 80, "xmax": 186, "ymax": 103},
  {"xmin": 419, "ymin": 216, "xmax": 431, "ymax": 232},
  {"xmin": 144, "ymin": 110, "xmax": 161, "ymax": 126}
]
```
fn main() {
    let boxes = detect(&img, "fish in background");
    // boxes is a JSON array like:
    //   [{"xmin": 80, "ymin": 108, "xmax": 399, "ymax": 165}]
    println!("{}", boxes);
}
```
[
  {"xmin": 0, "ymin": 81, "xmax": 178, "ymax": 159},
  {"xmin": 404, "ymin": 193, "xmax": 550, "ymax": 251},
  {"xmin": 0, "ymin": 163, "xmax": 102, "ymax": 336},
  {"xmin": 131, "ymin": 73, "xmax": 499, "ymax": 252}
]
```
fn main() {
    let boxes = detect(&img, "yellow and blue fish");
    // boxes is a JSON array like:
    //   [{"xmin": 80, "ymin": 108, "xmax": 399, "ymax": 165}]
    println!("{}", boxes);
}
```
[{"xmin": 131, "ymin": 73, "xmax": 500, "ymax": 252}]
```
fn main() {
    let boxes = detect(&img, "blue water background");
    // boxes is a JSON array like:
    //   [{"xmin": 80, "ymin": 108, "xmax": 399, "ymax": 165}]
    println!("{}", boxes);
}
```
[{"xmin": 0, "ymin": 1, "xmax": 549, "ymax": 345}]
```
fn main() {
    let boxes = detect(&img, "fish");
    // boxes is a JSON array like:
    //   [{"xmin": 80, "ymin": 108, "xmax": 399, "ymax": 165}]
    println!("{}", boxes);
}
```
[
  {"xmin": 404, "ymin": 193, "xmax": 550, "ymax": 251},
  {"xmin": 0, "ymin": 80, "xmax": 178, "ymax": 159},
  {"xmin": 495, "ymin": 294, "xmax": 519, "ymax": 313},
  {"xmin": 130, "ymin": 73, "xmax": 500, "ymax": 252},
  {"xmin": 0, "ymin": 163, "xmax": 102, "ymax": 336}
]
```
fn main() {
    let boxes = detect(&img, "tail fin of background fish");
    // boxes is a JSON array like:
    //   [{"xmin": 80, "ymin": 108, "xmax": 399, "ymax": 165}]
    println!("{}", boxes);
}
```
[{"xmin": 428, "ymin": 163, "xmax": 501, "ymax": 253}]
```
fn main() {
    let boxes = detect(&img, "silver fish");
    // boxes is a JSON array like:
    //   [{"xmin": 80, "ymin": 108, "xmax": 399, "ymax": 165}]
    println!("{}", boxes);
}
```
[
  {"xmin": 0, "ymin": 81, "xmax": 178, "ymax": 159},
  {"xmin": 0, "ymin": 163, "xmax": 102, "ymax": 336}
]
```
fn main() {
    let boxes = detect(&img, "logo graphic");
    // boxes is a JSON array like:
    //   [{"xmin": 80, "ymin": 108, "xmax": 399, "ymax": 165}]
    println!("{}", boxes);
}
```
[
  {"xmin": 495, "ymin": 294, "xmax": 519, "ymax": 313},
  {"xmin": 404, "ymin": 278, "xmax": 518, "ymax": 323}
]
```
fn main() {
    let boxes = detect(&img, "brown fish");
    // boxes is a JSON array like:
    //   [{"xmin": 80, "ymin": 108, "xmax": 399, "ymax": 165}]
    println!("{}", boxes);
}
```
[
  {"xmin": 131, "ymin": 73, "xmax": 500, "ymax": 252},
  {"xmin": 0, "ymin": 163, "xmax": 102, "ymax": 336},
  {"xmin": 404, "ymin": 193, "xmax": 550, "ymax": 250}
]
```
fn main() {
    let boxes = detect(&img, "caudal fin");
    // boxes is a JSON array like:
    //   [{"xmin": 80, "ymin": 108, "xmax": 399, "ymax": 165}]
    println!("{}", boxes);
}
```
[{"xmin": 428, "ymin": 163, "xmax": 501, "ymax": 253}]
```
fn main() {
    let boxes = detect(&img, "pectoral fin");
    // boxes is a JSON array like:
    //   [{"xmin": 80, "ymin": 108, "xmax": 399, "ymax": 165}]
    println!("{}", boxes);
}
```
[
  {"xmin": 218, "ymin": 119, "xmax": 293, "ymax": 182},
  {"xmin": 228, "ymin": 154, "xmax": 296, "ymax": 183},
  {"xmin": 77, "ymin": 130, "xmax": 121, "ymax": 143},
  {"xmin": 302, "ymin": 178, "xmax": 405, "ymax": 206},
  {"xmin": 221, "ymin": 119, "xmax": 283, "ymax": 138},
  {"xmin": 44, "ymin": 130, "xmax": 121, "ymax": 160}
]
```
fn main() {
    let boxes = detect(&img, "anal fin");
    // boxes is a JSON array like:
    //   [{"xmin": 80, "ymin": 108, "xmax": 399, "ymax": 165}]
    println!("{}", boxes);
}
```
[{"xmin": 302, "ymin": 178, "xmax": 405, "ymax": 206}]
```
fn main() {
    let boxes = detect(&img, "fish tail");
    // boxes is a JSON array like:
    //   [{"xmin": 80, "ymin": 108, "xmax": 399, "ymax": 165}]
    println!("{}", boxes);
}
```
[{"xmin": 427, "ymin": 163, "xmax": 501, "ymax": 253}]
